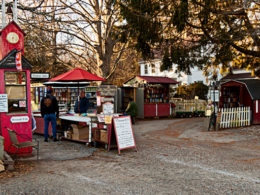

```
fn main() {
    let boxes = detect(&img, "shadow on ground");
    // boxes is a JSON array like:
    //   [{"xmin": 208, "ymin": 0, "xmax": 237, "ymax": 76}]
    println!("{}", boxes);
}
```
[{"xmin": 17, "ymin": 134, "xmax": 96, "ymax": 161}]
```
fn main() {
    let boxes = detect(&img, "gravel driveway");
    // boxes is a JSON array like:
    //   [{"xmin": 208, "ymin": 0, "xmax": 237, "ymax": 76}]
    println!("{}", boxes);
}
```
[{"xmin": 0, "ymin": 118, "xmax": 260, "ymax": 195}]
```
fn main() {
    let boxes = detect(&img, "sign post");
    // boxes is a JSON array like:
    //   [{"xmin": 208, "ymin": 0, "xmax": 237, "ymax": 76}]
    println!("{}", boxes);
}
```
[{"xmin": 113, "ymin": 116, "xmax": 137, "ymax": 154}]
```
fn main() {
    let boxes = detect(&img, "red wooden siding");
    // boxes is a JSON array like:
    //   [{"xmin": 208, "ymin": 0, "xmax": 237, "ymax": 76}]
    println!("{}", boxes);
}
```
[
  {"xmin": 157, "ymin": 104, "xmax": 170, "ymax": 117},
  {"xmin": 253, "ymin": 100, "xmax": 260, "ymax": 124},
  {"xmin": 144, "ymin": 104, "xmax": 156, "ymax": 117},
  {"xmin": 0, "ymin": 21, "xmax": 25, "ymax": 59}
]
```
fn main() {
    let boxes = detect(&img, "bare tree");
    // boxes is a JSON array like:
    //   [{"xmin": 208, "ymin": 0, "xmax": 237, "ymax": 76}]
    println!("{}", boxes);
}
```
[{"xmin": 15, "ymin": 0, "xmax": 132, "ymax": 79}]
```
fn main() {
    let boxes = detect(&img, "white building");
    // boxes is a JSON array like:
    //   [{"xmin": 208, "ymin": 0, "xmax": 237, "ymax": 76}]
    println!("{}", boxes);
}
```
[{"xmin": 139, "ymin": 59, "xmax": 207, "ymax": 85}]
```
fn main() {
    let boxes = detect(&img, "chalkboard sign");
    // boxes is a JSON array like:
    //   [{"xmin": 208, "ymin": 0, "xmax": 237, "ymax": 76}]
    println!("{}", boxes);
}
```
[{"xmin": 113, "ymin": 116, "xmax": 137, "ymax": 154}]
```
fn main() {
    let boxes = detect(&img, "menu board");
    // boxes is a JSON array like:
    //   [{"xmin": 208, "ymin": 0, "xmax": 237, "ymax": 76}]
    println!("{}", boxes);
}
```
[
  {"xmin": 0, "ymin": 94, "xmax": 8, "ymax": 112},
  {"xmin": 113, "ymin": 116, "xmax": 137, "ymax": 154}
]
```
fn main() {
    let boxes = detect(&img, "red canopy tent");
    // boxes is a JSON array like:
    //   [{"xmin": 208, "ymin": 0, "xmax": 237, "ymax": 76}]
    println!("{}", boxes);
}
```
[
  {"xmin": 48, "ymin": 68, "xmax": 106, "ymax": 110},
  {"xmin": 49, "ymin": 68, "xmax": 105, "ymax": 82}
]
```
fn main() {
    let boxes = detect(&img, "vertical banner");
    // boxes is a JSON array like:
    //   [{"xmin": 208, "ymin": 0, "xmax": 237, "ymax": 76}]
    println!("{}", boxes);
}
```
[{"xmin": 16, "ymin": 51, "xmax": 22, "ymax": 70}]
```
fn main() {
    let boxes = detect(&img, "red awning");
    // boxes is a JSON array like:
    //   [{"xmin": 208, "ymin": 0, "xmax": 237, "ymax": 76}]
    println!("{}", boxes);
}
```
[
  {"xmin": 137, "ymin": 76, "xmax": 178, "ymax": 84},
  {"xmin": 49, "ymin": 68, "xmax": 106, "ymax": 82}
]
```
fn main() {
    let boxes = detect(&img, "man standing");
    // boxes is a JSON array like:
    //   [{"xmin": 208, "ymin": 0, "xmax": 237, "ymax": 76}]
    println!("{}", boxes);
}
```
[
  {"xmin": 125, "ymin": 97, "xmax": 138, "ymax": 124},
  {"xmin": 74, "ymin": 91, "xmax": 89, "ymax": 114},
  {"xmin": 41, "ymin": 87, "xmax": 59, "ymax": 142}
]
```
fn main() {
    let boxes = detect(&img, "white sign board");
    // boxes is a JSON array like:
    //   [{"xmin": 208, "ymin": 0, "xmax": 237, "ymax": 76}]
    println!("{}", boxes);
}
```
[
  {"xmin": 102, "ymin": 97, "xmax": 114, "ymax": 102},
  {"xmin": 103, "ymin": 102, "xmax": 114, "ymax": 115},
  {"xmin": 208, "ymin": 90, "xmax": 219, "ymax": 102},
  {"xmin": 31, "ymin": 73, "xmax": 50, "ymax": 79},
  {"xmin": 0, "ymin": 94, "xmax": 8, "ymax": 112},
  {"xmin": 10, "ymin": 116, "xmax": 29, "ymax": 123},
  {"xmin": 113, "ymin": 116, "xmax": 137, "ymax": 154}
]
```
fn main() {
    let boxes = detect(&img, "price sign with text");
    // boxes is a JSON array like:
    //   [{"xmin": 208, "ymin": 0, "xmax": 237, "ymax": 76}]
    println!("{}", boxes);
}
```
[
  {"xmin": 103, "ymin": 102, "xmax": 114, "ymax": 115},
  {"xmin": 113, "ymin": 116, "xmax": 137, "ymax": 154},
  {"xmin": 0, "ymin": 94, "xmax": 8, "ymax": 112}
]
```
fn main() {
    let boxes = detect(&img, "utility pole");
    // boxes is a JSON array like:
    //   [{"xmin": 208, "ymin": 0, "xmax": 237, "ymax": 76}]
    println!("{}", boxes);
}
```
[
  {"xmin": 13, "ymin": 0, "xmax": 17, "ymax": 23},
  {"xmin": 213, "ymin": 82, "xmax": 216, "ymax": 130},
  {"xmin": 2, "ymin": 0, "xmax": 6, "ymax": 29}
]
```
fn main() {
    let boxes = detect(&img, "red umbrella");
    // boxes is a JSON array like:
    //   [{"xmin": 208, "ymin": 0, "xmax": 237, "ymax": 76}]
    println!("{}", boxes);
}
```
[
  {"xmin": 48, "ymin": 68, "xmax": 105, "ymax": 112},
  {"xmin": 49, "ymin": 68, "xmax": 105, "ymax": 82}
]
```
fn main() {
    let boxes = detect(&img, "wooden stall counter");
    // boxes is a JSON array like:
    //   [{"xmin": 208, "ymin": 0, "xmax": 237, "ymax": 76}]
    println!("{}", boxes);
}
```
[
  {"xmin": 91, "ymin": 113, "xmax": 121, "ymax": 149},
  {"xmin": 59, "ymin": 114, "xmax": 97, "ymax": 144}
]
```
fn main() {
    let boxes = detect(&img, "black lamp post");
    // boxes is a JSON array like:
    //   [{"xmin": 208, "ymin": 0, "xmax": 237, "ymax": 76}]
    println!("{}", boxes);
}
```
[
  {"xmin": 208, "ymin": 81, "xmax": 217, "ymax": 131},
  {"xmin": 212, "ymin": 81, "xmax": 216, "ymax": 130}
]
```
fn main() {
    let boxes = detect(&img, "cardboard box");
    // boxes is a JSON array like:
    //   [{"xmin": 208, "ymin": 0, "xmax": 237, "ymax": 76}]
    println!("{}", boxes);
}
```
[
  {"xmin": 94, "ymin": 129, "xmax": 100, "ymax": 140},
  {"xmin": 71, "ymin": 124, "xmax": 89, "ymax": 140},
  {"xmin": 64, "ymin": 131, "xmax": 72, "ymax": 139},
  {"xmin": 100, "ymin": 130, "xmax": 108, "ymax": 143}
]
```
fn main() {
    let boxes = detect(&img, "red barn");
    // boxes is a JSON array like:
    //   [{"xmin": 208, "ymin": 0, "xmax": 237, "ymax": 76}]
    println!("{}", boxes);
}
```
[{"xmin": 220, "ymin": 79, "xmax": 260, "ymax": 124}]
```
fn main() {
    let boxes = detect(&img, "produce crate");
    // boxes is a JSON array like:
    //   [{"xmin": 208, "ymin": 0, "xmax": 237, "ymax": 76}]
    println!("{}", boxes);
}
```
[
  {"xmin": 100, "ymin": 130, "xmax": 108, "ymax": 143},
  {"xmin": 71, "ymin": 124, "xmax": 89, "ymax": 140}
]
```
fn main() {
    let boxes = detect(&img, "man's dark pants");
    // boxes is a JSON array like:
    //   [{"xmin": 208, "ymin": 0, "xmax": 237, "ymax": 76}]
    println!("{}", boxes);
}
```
[{"xmin": 44, "ymin": 113, "xmax": 57, "ymax": 140}]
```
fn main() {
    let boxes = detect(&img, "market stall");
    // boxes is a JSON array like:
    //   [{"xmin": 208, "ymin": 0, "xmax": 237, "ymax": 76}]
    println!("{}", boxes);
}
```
[
  {"xmin": 219, "ymin": 79, "xmax": 260, "ymax": 125},
  {"xmin": 61, "ymin": 84, "xmax": 120, "ymax": 147},
  {"xmin": 35, "ymin": 68, "xmax": 105, "ymax": 143},
  {"xmin": 0, "ymin": 21, "xmax": 34, "ymax": 154},
  {"xmin": 91, "ymin": 85, "xmax": 119, "ymax": 148},
  {"xmin": 30, "ymin": 73, "xmax": 50, "ymax": 111},
  {"xmin": 123, "ymin": 76, "xmax": 178, "ymax": 118}
]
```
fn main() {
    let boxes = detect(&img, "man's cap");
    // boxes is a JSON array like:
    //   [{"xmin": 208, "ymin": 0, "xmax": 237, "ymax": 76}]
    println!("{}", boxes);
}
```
[{"xmin": 47, "ymin": 87, "xmax": 53, "ymax": 94}]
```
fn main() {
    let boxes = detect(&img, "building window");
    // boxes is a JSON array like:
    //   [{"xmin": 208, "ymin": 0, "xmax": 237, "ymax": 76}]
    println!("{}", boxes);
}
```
[
  {"xmin": 144, "ymin": 64, "xmax": 148, "ymax": 74},
  {"xmin": 151, "ymin": 64, "xmax": 155, "ymax": 73},
  {"xmin": 5, "ymin": 71, "xmax": 27, "ymax": 114}
]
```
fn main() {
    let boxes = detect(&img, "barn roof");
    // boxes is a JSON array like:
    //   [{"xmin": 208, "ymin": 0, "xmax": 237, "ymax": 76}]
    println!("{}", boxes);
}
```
[
  {"xmin": 136, "ymin": 76, "xmax": 178, "ymax": 84},
  {"xmin": 221, "ymin": 73, "xmax": 254, "ymax": 81}
]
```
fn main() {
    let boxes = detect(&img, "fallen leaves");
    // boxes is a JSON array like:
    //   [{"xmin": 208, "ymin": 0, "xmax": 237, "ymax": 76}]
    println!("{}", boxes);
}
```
[{"xmin": 0, "ymin": 161, "xmax": 35, "ymax": 180}]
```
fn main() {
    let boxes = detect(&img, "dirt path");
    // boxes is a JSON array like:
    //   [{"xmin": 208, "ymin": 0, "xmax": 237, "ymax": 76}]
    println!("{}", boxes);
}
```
[{"xmin": 1, "ymin": 118, "xmax": 260, "ymax": 194}]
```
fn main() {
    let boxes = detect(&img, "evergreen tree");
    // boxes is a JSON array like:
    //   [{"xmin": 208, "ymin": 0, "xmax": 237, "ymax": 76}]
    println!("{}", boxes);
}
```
[
  {"xmin": 161, "ymin": 48, "xmax": 172, "ymax": 71},
  {"xmin": 117, "ymin": 0, "xmax": 260, "ymax": 76}
]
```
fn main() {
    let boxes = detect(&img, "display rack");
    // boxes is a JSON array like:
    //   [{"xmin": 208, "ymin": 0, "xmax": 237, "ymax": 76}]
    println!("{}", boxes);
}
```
[
  {"xmin": 32, "ymin": 86, "xmax": 47, "ymax": 105},
  {"xmin": 85, "ymin": 87, "xmax": 97, "ymax": 112},
  {"xmin": 53, "ymin": 87, "xmax": 85, "ymax": 110},
  {"xmin": 221, "ymin": 87, "xmax": 239, "ymax": 108},
  {"xmin": 144, "ymin": 87, "xmax": 169, "ymax": 103}
]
